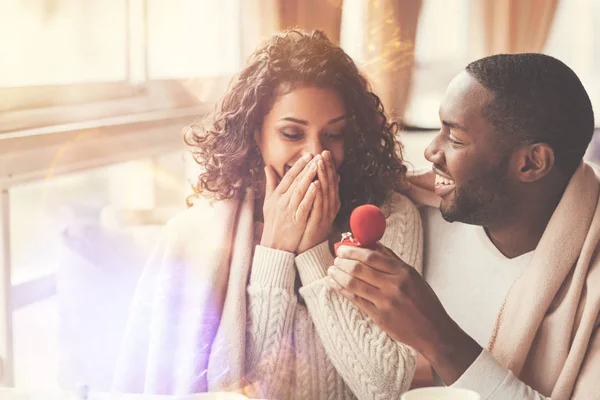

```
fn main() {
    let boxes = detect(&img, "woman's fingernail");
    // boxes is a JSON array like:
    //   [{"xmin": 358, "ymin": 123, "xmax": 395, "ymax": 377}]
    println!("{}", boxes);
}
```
[{"xmin": 303, "ymin": 153, "xmax": 312, "ymax": 160}]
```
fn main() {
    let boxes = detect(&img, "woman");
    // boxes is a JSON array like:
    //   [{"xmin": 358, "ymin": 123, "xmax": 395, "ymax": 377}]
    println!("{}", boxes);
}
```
[{"xmin": 113, "ymin": 30, "xmax": 423, "ymax": 399}]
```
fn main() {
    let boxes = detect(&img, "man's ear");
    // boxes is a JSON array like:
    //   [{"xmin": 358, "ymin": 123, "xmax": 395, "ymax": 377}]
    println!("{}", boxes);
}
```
[{"xmin": 513, "ymin": 143, "xmax": 555, "ymax": 183}]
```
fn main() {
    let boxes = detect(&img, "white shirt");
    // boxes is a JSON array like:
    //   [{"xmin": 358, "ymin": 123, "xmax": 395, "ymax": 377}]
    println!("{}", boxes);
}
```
[
  {"xmin": 421, "ymin": 207, "xmax": 533, "ymax": 347},
  {"xmin": 420, "ymin": 207, "xmax": 548, "ymax": 399}
]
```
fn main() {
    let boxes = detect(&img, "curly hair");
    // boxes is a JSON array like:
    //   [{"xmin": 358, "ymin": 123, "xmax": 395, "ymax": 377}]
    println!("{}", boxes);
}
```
[{"xmin": 186, "ymin": 29, "xmax": 408, "ymax": 230}]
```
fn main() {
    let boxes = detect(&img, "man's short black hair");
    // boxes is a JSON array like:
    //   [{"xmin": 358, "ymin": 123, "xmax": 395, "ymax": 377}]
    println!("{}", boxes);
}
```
[{"xmin": 466, "ymin": 53, "xmax": 595, "ymax": 177}]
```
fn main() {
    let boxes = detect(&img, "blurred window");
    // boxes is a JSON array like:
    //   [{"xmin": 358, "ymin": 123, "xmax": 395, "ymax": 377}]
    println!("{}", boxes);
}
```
[{"xmin": 0, "ymin": 0, "xmax": 240, "ymax": 390}]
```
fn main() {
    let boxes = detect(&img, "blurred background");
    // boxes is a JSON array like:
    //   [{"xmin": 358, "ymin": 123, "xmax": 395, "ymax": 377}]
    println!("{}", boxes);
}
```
[{"xmin": 0, "ymin": 0, "xmax": 599, "ymax": 393}]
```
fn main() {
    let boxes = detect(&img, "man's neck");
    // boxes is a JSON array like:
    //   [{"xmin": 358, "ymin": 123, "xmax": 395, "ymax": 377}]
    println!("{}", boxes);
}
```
[
  {"xmin": 485, "ymin": 219, "xmax": 546, "ymax": 259},
  {"xmin": 485, "ymin": 184, "xmax": 565, "ymax": 259}
]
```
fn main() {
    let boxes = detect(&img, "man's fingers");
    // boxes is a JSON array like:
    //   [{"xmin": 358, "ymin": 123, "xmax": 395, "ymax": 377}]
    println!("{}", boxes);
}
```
[
  {"xmin": 333, "ymin": 257, "xmax": 386, "ymax": 288},
  {"xmin": 373, "ymin": 242, "xmax": 400, "ymax": 260},
  {"xmin": 328, "ymin": 277, "xmax": 377, "ymax": 314},
  {"xmin": 327, "ymin": 265, "xmax": 380, "ymax": 304},
  {"xmin": 336, "ymin": 245, "xmax": 406, "ymax": 274},
  {"xmin": 276, "ymin": 153, "xmax": 313, "ymax": 194}
]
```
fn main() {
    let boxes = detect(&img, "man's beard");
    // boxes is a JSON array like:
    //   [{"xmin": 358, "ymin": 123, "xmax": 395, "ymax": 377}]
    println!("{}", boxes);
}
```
[{"xmin": 440, "ymin": 159, "xmax": 513, "ymax": 226}]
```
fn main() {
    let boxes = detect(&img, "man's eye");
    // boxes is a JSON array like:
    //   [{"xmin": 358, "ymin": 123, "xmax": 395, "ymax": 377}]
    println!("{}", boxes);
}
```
[{"xmin": 448, "ymin": 136, "xmax": 463, "ymax": 145}]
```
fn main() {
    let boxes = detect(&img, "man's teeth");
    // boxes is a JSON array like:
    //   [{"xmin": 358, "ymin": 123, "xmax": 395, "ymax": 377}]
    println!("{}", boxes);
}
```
[{"xmin": 435, "ymin": 174, "xmax": 455, "ymax": 186}]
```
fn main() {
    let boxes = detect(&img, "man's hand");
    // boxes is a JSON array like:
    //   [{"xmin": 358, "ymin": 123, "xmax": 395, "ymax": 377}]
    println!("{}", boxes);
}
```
[{"xmin": 328, "ymin": 243, "xmax": 482, "ymax": 385}]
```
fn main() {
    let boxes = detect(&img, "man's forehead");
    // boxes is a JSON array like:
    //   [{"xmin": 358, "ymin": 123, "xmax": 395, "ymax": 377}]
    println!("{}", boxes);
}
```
[{"xmin": 440, "ymin": 71, "xmax": 494, "ymax": 122}]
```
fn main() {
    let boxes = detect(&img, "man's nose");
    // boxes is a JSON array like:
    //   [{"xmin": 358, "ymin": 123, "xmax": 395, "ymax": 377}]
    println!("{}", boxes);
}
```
[{"xmin": 424, "ymin": 131, "xmax": 445, "ymax": 165}]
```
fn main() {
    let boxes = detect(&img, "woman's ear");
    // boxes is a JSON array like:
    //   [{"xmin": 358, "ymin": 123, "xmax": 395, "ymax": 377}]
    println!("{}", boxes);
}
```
[
  {"xmin": 253, "ymin": 128, "xmax": 263, "ymax": 156},
  {"xmin": 253, "ymin": 127, "xmax": 260, "ymax": 144},
  {"xmin": 514, "ymin": 143, "xmax": 555, "ymax": 183}
]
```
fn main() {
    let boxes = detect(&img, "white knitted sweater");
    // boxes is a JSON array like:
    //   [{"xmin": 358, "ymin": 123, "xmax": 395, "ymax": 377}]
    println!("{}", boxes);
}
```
[{"xmin": 245, "ymin": 192, "xmax": 423, "ymax": 399}]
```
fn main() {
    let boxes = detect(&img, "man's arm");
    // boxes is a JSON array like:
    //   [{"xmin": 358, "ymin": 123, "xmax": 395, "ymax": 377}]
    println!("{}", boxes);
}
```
[
  {"xmin": 451, "ymin": 350, "xmax": 548, "ymax": 399},
  {"xmin": 328, "ymin": 243, "xmax": 480, "ymax": 384},
  {"xmin": 327, "ymin": 244, "xmax": 551, "ymax": 399}
]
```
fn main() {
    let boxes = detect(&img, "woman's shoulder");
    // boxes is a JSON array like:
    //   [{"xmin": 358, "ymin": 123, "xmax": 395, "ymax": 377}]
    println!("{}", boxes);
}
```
[
  {"xmin": 382, "ymin": 191, "xmax": 420, "ymax": 220},
  {"xmin": 164, "ymin": 196, "xmax": 241, "ymax": 242},
  {"xmin": 380, "ymin": 191, "xmax": 423, "ymax": 237},
  {"xmin": 380, "ymin": 191, "xmax": 424, "ymax": 270}
]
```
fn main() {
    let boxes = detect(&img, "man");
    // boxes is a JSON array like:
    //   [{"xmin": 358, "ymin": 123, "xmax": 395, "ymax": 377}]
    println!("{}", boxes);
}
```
[{"xmin": 328, "ymin": 53, "xmax": 599, "ymax": 399}]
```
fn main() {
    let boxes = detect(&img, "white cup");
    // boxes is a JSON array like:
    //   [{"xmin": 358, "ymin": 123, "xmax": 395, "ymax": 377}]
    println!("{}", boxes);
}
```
[{"xmin": 401, "ymin": 387, "xmax": 481, "ymax": 400}]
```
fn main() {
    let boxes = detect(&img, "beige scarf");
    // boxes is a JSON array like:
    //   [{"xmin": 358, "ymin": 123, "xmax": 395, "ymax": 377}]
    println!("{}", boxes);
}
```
[
  {"xmin": 112, "ymin": 190, "xmax": 255, "ymax": 395},
  {"xmin": 407, "ymin": 162, "xmax": 600, "ymax": 398}
]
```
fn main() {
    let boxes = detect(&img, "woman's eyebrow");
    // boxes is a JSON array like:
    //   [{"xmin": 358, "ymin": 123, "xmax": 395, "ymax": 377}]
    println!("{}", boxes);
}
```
[
  {"xmin": 278, "ymin": 115, "xmax": 347, "ymax": 125},
  {"xmin": 279, "ymin": 117, "xmax": 308, "ymax": 125},
  {"xmin": 327, "ymin": 115, "xmax": 348, "ymax": 125}
]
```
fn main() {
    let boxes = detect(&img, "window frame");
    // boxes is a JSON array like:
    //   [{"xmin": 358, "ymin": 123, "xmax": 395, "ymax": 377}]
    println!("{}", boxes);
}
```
[{"xmin": 0, "ymin": 0, "xmax": 238, "ymax": 386}]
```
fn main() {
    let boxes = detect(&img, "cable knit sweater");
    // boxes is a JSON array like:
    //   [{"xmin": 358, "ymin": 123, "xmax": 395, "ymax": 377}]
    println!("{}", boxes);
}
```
[{"xmin": 245, "ymin": 192, "xmax": 423, "ymax": 399}]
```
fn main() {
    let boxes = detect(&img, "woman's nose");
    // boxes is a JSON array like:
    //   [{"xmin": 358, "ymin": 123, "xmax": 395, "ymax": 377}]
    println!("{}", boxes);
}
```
[{"xmin": 305, "ymin": 139, "xmax": 325, "ymax": 157}]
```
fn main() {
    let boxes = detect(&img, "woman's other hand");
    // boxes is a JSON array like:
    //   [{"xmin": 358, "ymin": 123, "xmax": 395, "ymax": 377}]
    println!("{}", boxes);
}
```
[
  {"xmin": 260, "ymin": 153, "xmax": 320, "ymax": 253},
  {"xmin": 297, "ymin": 150, "xmax": 341, "ymax": 254}
]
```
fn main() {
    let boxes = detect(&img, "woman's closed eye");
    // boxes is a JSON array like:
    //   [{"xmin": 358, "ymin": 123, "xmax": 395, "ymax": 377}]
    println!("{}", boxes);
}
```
[
  {"xmin": 279, "ymin": 130, "xmax": 344, "ymax": 141},
  {"xmin": 325, "ymin": 132, "xmax": 344, "ymax": 140},
  {"xmin": 280, "ymin": 130, "xmax": 303, "ymax": 141}
]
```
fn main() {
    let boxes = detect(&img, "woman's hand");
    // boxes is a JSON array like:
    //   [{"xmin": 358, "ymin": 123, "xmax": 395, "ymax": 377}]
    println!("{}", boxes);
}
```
[
  {"xmin": 297, "ymin": 151, "xmax": 341, "ymax": 254},
  {"xmin": 260, "ymin": 153, "xmax": 320, "ymax": 253}
]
